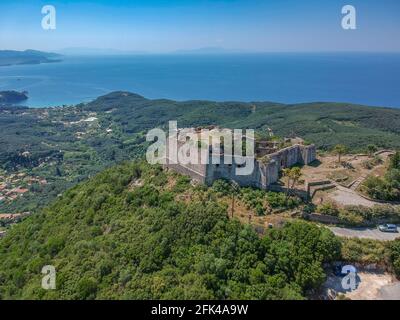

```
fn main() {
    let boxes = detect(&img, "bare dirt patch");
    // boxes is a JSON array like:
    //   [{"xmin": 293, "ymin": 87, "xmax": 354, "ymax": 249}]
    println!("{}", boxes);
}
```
[
  {"xmin": 300, "ymin": 153, "xmax": 394, "ymax": 207},
  {"xmin": 329, "ymin": 185, "xmax": 379, "ymax": 208},
  {"xmin": 323, "ymin": 271, "xmax": 399, "ymax": 300}
]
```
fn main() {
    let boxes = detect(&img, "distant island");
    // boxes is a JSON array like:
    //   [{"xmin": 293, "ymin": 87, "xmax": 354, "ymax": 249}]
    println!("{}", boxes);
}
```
[
  {"xmin": 0, "ymin": 90, "xmax": 28, "ymax": 104},
  {"xmin": 173, "ymin": 47, "xmax": 242, "ymax": 55},
  {"xmin": 0, "ymin": 49, "xmax": 62, "ymax": 67}
]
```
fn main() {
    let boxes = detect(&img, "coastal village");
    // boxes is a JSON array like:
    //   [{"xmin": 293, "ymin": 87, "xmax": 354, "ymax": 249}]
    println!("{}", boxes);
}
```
[
  {"xmin": 0, "ymin": 171, "xmax": 47, "ymax": 202},
  {"xmin": 0, "ymin": 171, "xmax": 47, "ymax": 236},
  {"xmin": 0, "ymin": 107, "xmax": 111, "ymax": 238}
]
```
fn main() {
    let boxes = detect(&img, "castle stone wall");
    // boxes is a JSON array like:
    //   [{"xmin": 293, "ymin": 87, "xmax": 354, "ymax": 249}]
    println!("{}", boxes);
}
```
[
  {"xmin": 165, "ymin": 163, "xmax": 207, "ymax": 184},
  {"xmin": 269, "ymin": 145, "xmax": 303, "ymax": 169},
  {"xmin": 301, "ymin": 145, "xmax": 316, "ymax": 165},
  {"xmin": 204, "ymin": 156, "xmax": 265, "ymax": 188},
  {"xmin": 165, "ymin": 139, "xmax": 316, "ymax": 190},
  {"xmin": 265, "ymin": 160, "xmax": 279, "ymax": 186}
]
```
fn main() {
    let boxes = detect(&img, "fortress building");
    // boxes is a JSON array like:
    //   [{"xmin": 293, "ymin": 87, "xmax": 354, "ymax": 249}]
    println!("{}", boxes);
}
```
[{"xmin": 164, "ymin": 126, "xmax": 316, "ymax": 189}]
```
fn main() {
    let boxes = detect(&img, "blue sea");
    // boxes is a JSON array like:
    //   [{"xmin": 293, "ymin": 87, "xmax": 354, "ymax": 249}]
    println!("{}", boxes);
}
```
[{"xmin": 0, "ymin": 53, "xmax": 400, "ymax": 108}]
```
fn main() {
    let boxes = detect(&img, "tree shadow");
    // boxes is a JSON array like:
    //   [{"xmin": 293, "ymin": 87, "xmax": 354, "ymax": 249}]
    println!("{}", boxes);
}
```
[{"xmin": 308, "ymin": 159, "xmax": 322, "ymax": 168}]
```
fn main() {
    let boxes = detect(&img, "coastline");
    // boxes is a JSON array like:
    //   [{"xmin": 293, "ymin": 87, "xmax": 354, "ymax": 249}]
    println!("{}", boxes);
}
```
[{"xmin": 1, "ymin": 53, "xmax": 399, "ymax": 109}]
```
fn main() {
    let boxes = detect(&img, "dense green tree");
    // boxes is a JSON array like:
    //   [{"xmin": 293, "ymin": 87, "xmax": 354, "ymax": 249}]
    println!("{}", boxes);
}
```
[
  {"xmin": 366, "ymin": 144, "xmax": 378, "ymax": 157},
  {"xmin": 389, "ymin": 240, "xmax": 400, "ymax": 278},
  {"xmin": 0, "ymin": 162, "xmax": 340, "ymax": 300},
  {"xmin": 390, "ymin": 151, "xmax": 400, "ymax": 170}
]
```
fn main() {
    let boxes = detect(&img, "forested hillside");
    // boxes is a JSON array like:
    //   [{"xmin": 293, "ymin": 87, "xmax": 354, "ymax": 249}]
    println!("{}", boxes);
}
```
[
  {"xmin": 2, "ymin": 91, "xmax": 400, "ymax": 214},
  {"xmin": 87, "ymin": 92, "xmax": 400, "ymax": 151},
  {"xmin": 0, "ymin": 162, "xmax": 341, "ymax": 299},
  {"xmin": 0, "ymin": 50, "xmax": 62, "ymax": 66}
]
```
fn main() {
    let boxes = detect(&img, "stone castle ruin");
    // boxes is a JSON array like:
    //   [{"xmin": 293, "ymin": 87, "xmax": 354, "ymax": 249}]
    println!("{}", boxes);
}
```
[{"xmin": 164, "ymin": 126, "xmax": 316, "ymax": 190}]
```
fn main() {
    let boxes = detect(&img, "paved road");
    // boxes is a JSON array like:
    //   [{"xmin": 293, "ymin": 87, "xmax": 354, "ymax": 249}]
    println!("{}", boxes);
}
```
[{"xmin": 329, "ymin": 226, "xmax": 400, "ymax": 241}]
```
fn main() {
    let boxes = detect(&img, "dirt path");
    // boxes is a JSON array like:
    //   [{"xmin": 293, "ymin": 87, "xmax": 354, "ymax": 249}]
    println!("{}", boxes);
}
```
[
  {"xmin": 330, "ymin": 185, "xmax": 379, "ymax": 207},
  {"xmin": 347, "ymin": 272, "xmax": 396, "ymax": 300},
  {"xmin": 302, "ymin": 152, "xmax": 398, "ymax": 208}
]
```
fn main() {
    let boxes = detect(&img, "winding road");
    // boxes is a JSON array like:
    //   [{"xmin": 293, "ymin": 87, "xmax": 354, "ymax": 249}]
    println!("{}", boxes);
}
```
[{"xmin": 329, "ymin": 226, "xmax": 400, "ymax": 241}]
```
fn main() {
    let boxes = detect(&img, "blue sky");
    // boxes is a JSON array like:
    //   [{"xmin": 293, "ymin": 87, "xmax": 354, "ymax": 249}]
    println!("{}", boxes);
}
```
[{"xmin": 0, "ymin": 0, "xmax": 399, "ymax": 52}]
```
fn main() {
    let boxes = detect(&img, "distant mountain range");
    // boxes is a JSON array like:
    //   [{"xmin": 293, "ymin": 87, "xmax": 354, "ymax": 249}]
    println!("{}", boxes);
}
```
[
  {"xmin": 172, "ymin": 47, "xmax": 243, "ymax": 54},
  {"xmin": 0, "ymin": 50, "xmax": 62, "ymax": 67},
  {"xmin": 58, "ymin": 47, "xmax": 243, "ymax": 55},
  {"xmin": 58, "ymin": 47, "xmax": 148, "ymax": 55},
  {"xmin": 1, "ymin": 47, "xmax": 247, "ymax": 59}
]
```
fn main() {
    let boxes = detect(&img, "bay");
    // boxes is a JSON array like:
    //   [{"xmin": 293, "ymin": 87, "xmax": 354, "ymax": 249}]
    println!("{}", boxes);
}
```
[{"xmin": 0, "ymin": 53, "xmax": 399, "ymax": 108}]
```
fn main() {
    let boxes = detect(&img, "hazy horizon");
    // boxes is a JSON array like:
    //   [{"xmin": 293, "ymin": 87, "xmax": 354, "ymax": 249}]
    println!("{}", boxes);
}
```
[
  {"xmin": 1, "ymin": 0, "xmax": 400, "ymax": 53},
  {"xmin": 4, "ymin": 47, "xmax": 400, "ymax": 56}
]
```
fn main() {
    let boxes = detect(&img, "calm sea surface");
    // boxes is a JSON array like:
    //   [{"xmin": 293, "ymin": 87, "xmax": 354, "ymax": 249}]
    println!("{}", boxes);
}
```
[{"xmin": 0, "ymin": 53, "xmax": 399, "ymax": 108}]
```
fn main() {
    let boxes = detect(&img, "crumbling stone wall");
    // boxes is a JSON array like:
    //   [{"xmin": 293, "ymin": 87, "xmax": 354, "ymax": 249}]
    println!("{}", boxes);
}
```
[{"xmin": 165, "ymin": 140, "xmax": 316, "ymax": 190}]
